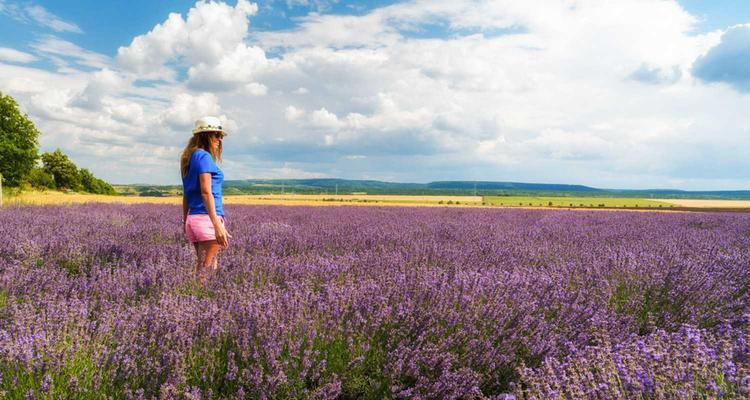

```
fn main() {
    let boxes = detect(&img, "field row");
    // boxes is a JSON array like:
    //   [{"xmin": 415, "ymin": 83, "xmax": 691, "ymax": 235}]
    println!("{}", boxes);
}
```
[
  {"xmin": 1, "ymin": 204, "xmax": 749, "ymax": 398},
  {"xmin": 4, "ymin": 190, "xmax": 739, "ymax": 210}
]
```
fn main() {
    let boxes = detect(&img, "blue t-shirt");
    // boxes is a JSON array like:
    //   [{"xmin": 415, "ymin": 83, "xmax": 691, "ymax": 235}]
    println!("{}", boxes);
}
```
[{"xmin": 182, "ymin": 149, "xmax": 224, "ymax": 217}]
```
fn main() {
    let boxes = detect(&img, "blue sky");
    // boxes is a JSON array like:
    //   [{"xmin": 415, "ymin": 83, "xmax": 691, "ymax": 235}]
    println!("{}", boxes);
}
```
[
  {"xmin": 3, "ymin": 1, "xmax": 746, "ymax": 52},
  {"xmin": 0, "ymin": 1, "xmax": 403, "ymax": 56},
  {"xmin": 1, "ymin": 0, "xmax": 750, "ymax": 189},
  {"xmin": 679, "ymin": 0, "xmax": 750, "ymax": 32}
]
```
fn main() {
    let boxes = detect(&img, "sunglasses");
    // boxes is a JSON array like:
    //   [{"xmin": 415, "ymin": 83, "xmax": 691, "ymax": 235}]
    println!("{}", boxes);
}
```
[{"xmin": 208, "ymin": 131, "xmax": 225, "ymax": 139}]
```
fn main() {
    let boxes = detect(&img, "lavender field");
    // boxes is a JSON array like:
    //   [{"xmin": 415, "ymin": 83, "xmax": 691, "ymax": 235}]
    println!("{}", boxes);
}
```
[{"xmin": 1, "ymin": 204, "xmax": 749, "ymax": 399}]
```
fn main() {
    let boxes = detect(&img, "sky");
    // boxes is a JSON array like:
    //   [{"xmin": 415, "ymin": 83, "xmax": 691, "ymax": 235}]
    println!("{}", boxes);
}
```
[{"xmin": 1, "ymin": 0, "xmax": 749, "ymax": 190}]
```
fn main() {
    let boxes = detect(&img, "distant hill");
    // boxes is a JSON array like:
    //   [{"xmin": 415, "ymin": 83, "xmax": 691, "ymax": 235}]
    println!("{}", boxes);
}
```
[
  {"xmin": 221, "ymin": 179, "xmax": 607, "ymax": 196},
  {"xmin": 115, "ymin": 179, "xmax": 750, "ymax": 199},
  {"xmin": 426, "ymin": 181, "xmax": 603, "ymax": 192}
]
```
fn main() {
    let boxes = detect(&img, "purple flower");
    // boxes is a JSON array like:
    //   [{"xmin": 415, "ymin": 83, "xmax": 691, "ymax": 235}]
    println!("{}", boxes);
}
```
[
  {"xmin": 1, "ymin": 204, "xmax": 749, "ymax": 398},
  {"xmin": 39, "ymin": 374, "xmax": 52, "ymax": 393}
]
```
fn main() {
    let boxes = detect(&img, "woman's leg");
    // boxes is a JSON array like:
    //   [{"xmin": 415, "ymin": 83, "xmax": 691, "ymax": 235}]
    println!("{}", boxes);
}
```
[{"xmin": 196, "ymin": 240, "xmax": 222, "ymax": 282}]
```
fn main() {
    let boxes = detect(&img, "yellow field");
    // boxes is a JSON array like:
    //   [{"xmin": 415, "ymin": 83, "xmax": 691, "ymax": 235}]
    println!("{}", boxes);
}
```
[
  {"xmin": 6, "ymin": 191, "xmax": 181, "ymax": 205},
  {"xmin": 653, "ymin": 199, "xmax": 750, "ymax": 208},
  {"xmin": 483, "ymin": 195, "xmax": 669, "ymax": 208},
  {"xmin": 3, "ymin": 191, "xmax": 483, "ymax": 207},
  {"xmin": 237, "ymin": 194, "xmax": 482, "ymax": 205},
  {"xmin": 5, "ymin": 191, "xmax": 748, "ymax": 211}
]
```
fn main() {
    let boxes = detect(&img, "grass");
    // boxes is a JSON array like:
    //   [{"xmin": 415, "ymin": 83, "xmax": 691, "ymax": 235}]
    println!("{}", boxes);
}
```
[
  {"xmin": 1, "ymin": 185, "xmax": 20, "ymax": 205},
  {"xmin": 180, "ymin": 329, "xmax": 391, "ymax": 399},
  {"xmin": 483, "ymin": 195, "xmax": 675, "ymax": 208},
  {"xmin": 0, "ymin": 289, "xmax": 7, "ymax": 309},
  {"xmin": 1, "ymin": 341, "xmax": 110, "ymax": 400}
]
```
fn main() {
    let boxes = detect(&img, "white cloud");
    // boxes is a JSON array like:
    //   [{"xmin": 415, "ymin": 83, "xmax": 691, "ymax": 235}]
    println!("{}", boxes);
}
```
[
  {"xmin": 255, "ymin": 11, "xmax": 398, "ymax": 49},
  {"xmin": 0, "ymin": 47, "xmax": 37, "ymax": 63},
  {"xmin": 106, "ymin": 101, "xmax": 144, "ymax": 124},
  {"xmin": 160, "ymin": 92, "xmax": 223, "ymax": 129},
  {"xmin": 522, "ymin": 129, "xmax": 613, "ymax": 161},
  {"xmin": 31, "ymin": 36, "xmax": 110, "ymax": 69},
  {"xmin": 72, "ymin": 69, "xmax": 130, "ymax": 110},
  {"xmin": 0, "ymin": 2, "xmax": 82, "ymax": 33},
  {"xmin": 25, "ymin": 4, "xmax": 83, "ymax": 33},
  {"xmin": 4, "ymin": 0, "xmax": 750, "ymax": 189},
  {"xmin": 243, "ymin": 0, "xmax": 750, "ymax": 188},
  {"xmin": 244, "ymin": 82, "xmax": 268, "ymax": 96},
  {"xmin": 28, "ymin": 89, "xmax": 77, "ymax": 123},
  {"xmin": 115, "ymin": 12, "xmax": 187, "ymax": 80},
  {"xmin": 284, "ymin": 105, "xmax": 305, "ymax": 121},
  {"xmin": 0, "ymin": 63, "xmax": 78, "ymax": 96},
  {"xmin": 286, "ymin": 0, "xmax": 309, "ymax": 8},
  {"xmin": 629, "ymin": 64, "xmax": 683, "ymax": 85},
  {"xmin": 309, "ymin": 107, "xmax": 341, "ymax": 130},
  {"xmin": 187, "ymin": 43, "xmax": 268, "ymax": 90},
  {"xmin": 117, "ymin": 0, "xmax": 265, "ymax": 89},
  {"xmin": 284, "ymin": 0, "xmax": 338, "ymax": 13},
  {"xmin": 272, "ymin": 162, "xmax": 328, "ymax": 178}
]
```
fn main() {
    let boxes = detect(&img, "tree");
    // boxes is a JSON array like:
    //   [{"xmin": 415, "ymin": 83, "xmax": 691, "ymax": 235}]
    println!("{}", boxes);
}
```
[
  {"xmin": 41, "ymin": 149, "xmax": 81, "ymax": 190},
  {"xmin": 0, "ymin": 91, "xmax": 40, "ymax": 186},
  {"xmin": 79, "ymin": 168, "xmax": 115, "ymax": 195},
  {"xmin": 26, "ymin": 166, "xmax": 56, "ymax": 190},
  {"xmin": 95, "ymin": 178, "xmax": 116, "ymax": 195},
  {"xmin": 79, "ymin": 168, "xmax": 97, "ymax": 192}
]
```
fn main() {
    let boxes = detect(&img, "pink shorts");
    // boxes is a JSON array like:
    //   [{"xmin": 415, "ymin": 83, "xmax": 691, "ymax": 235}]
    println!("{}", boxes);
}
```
[{"xmin": 185, "ymin": 214, "xmax": 226, "ymax": 243}]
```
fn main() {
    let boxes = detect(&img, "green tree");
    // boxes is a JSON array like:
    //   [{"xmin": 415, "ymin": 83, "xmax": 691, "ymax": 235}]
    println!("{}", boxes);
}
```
[
  {"xmin": 41, "ymin": 149, "xmax": 81, "ymax": 190},
  {"xmin": 25, "ymin": 166, "xmax": 56, "ymax": 190},
  {"xmin": 79, "ymin": 168, "xmax": 115, "ymax": 195},
  {"xmin": 79, "ymin": 167, "xmax": 97, "ymax": 192},
  {"xmin": 0, "ymin": 91, "xmax": 40, "ymax": 186},
  {"xmin": 95, "ymin": 178, "xmax": 116, "ymax": 195}
]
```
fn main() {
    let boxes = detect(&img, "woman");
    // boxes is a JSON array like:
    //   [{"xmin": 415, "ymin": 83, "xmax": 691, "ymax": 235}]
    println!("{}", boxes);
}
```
[{"xmin": 181, "ymin": 116, "xmax": 231, "ymax": 283}]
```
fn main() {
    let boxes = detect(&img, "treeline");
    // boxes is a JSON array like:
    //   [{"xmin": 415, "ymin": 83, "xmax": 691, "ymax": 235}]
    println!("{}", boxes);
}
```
[{"xmin": 0, "ymin": 91, "xmax": 114, "ymax": 194}]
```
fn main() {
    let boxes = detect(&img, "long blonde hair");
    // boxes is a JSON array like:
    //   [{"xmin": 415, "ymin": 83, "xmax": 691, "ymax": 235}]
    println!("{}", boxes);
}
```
[{"xmin": 180, "ymin": 132, "xmax": 222, "ymax": 177}]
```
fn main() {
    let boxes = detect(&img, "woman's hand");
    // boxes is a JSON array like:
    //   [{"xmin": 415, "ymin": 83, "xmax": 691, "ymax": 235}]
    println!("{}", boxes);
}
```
[{"xmin": 214, "ymin": 222, "xmax": 232, "ymax": 248}]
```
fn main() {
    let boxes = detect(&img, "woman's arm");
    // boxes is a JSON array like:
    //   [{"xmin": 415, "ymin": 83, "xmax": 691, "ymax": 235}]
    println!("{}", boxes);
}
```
[
  {"xmin": 182, "ymin": 193, "xmax": 188, "ymax": 225},
  {"xmin": 199, "ymin": 172, "xmax": 230, "ymax": 247}
]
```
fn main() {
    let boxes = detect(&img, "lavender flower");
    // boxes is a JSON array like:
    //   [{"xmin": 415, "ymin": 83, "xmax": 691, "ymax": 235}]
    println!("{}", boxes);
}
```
[{"xmin": 0, "ymin": 204, "xmax": 748, "ymax": 398}]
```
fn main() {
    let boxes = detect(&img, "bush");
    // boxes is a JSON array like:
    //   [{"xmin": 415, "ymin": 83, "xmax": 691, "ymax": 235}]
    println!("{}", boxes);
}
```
[{"xmin": 24, "ymin": 166, "xmax": 56, "ymax": 190}]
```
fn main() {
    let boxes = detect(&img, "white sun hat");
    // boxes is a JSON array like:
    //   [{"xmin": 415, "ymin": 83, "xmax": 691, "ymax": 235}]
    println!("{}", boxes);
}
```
[{"xmin": 192, "ymin": 116, "xmax": 226, "ymax": 135}]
